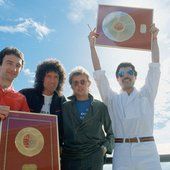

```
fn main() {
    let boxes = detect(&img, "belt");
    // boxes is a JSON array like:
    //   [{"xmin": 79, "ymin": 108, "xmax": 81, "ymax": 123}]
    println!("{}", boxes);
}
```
[{"xmin": 115, "ymin": 136, "xmax": 154, "ymax": 143}]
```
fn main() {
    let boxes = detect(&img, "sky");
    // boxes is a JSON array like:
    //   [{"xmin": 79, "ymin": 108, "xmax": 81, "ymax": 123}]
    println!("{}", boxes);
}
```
[{"xmin": 1, "ymin": 0, "xmax": 170, "ymax": 165}]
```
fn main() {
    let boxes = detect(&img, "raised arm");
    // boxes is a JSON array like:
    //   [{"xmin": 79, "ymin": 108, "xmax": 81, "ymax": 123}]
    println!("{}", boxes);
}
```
[
  {"xmin": 151, "ymin": 24, "xmax": 159, "ymax": 63},
  {"xmin": 88, "ymin": 29, "xmax": 101, "ymax": 70},
  {"xmin": 140, "ymin": 24, "xmax": 160, "ymax": 103}
]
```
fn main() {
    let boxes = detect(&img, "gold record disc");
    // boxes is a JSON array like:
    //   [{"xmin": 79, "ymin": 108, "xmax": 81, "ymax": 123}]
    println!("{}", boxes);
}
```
[
  {"xmin": 15, "ymin": 127, "xmax": 44, "ymax": 157},
  {"xmin": 102, "ymin": 11, "xmax": 136, "ymax": 42}
]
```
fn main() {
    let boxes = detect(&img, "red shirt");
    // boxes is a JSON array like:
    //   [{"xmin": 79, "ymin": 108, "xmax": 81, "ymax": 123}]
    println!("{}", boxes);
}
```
[{"xmin": 0, "ymin": 85, "xmax": 30, "ymax": 112}]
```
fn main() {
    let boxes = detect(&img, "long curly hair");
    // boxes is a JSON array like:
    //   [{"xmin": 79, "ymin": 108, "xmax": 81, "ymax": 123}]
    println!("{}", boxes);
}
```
[{"xmin": 34, "ymin": 59, "xmax": 66, "ymax": 96}]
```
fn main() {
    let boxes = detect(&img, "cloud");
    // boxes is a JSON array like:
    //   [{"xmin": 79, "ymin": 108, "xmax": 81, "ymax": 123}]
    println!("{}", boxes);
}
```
[
  {"xmin": 153, "ymin": 58, "xmax": 170, "ymax": 130},
  {"xmin": 23, "ymin": 68, "xmax": 34, "ymax": 77},
  {"xmin": 22, "ymin": 68, "xmax": 35, "ymax": 84},
  {"xmin": 68, "ymin": 0, "xmax": 98, "ymax": 23},
  {"xmin": 0, "ymin": 0, "xmax": 5, "ymax": 6},
  {"xmin": 0, "ymin": 18, "xmax": 53, "ymax": 39}
]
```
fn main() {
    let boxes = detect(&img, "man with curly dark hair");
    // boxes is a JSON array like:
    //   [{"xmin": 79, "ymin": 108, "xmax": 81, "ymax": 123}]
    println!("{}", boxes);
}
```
[{"xmin": 20, "ymin": 59, "xmax": 66, "ymax": 144}]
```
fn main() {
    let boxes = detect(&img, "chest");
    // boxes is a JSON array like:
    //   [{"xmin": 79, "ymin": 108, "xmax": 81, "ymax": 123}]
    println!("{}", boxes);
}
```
[
  {"xmin": 0, "ymin": 92, "xmax": 23, "ymax": 110},
  {"xmin": 114, "ymin": 93, "xmax": 153, "ymax": 119}
]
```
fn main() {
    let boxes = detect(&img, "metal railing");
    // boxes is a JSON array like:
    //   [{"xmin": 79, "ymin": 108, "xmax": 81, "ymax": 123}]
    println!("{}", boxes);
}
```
[{"xmin": 105, "ymin": 154, "xmax": 170, "ymax": 164}]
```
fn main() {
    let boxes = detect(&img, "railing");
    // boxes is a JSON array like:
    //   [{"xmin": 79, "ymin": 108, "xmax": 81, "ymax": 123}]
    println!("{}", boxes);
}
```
[{"xmin": 105, "ymin": 154, "xmax": 170, "ymax": 164}]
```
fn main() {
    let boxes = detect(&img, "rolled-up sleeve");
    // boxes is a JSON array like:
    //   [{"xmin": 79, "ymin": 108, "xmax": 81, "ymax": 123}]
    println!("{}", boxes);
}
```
[
  {"xmin": 93, "ymin": 70, "xmax": 115, "ymax": 106},
  {"xmin": 141, "ymin": 63, "xmax": 161, "ymax": 103}
]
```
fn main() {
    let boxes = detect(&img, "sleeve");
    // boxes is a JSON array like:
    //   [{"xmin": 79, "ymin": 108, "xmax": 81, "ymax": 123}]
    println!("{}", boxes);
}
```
[
  {"xmin": 101, "ymin": 104, "xmax": 114, "ymax": 154},
  {"xmin": 140, "ymin": 63, "xmax": 161, "ymax": 104},
  {"xmin": 93, "ymin": 70, "xmax": 116, "ymax": 106},
  {"xmin": 58, "ymin": 95, "xmax": 66, "ymax": 147}
]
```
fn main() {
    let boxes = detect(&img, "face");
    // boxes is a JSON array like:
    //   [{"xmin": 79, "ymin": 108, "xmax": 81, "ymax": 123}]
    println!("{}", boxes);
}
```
[
  {"xmin": 71, "ymin": 74, "xmax": 90, "ymax": 98},
  {"xmin": 0, "ymin": 54, "xmax": 22, "ymax": 83},
  {"xmin": 117, "ymin": 67, "xmax": 136, "ymax": 91},
  {"xmin": 43, "ymin": 71, "xmax": 59, "ymax": 95}
]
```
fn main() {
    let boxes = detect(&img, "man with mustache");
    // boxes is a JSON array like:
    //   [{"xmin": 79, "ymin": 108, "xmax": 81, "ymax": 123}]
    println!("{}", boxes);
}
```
[{"xmin": 88, "ymin": 24, "xmax": 162, "ymax": 170}]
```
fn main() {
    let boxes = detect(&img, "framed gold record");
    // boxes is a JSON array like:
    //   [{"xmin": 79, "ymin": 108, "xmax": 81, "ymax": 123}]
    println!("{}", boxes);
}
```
[
  {"xmin": 96, "ymin": 4, "xmax": 153, "ymax": 50},
  {"xmin": 0, "ymin": 111, "xmax": 60, "ymax": 170}
]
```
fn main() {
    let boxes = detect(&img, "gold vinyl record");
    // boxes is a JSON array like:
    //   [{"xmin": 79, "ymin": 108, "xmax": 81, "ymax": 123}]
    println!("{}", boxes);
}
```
[
  {"xmin": 102, "ymin": 11, "xmax": 136, "ymax": 42},
  {"xmin": 15, "ymin": 127, "xmax": 44, "ymax": 157}
]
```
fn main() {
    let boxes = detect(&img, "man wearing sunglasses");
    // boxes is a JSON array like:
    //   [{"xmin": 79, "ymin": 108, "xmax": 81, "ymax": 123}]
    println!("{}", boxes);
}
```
[
  {"xmin": 88, "ymin": 24, "xmax": 162, "ymax": 170},
  {"xmin": 61, "ymin": 66, "xmax": 114, "ymax": 170}
]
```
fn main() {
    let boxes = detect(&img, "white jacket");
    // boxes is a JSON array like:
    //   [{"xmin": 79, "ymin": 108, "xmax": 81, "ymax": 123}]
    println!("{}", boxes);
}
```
[{"xmin": 93, "ymin": 63, "xmax": 160, "ymax": 138}]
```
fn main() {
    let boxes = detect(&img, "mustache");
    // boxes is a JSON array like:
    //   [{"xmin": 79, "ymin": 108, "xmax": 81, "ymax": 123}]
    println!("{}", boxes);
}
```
[{"xmin": 122, "ymin": 77, "xmax": 131, "ymax": 81}]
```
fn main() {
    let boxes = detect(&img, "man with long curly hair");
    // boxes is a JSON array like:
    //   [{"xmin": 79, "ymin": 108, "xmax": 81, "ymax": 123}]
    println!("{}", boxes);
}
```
[{"xmin": 20, "ymin": 59, "xmax": 66, "ymax": 144}]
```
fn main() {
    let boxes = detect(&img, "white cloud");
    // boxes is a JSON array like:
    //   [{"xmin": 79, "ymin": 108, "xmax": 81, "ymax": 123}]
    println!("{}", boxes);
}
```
[
  {"xmin": 0, "ymin": 0, "xmax": 5, "ymax": 6},
  {"xmin": 28, "ymin": 79, "xmax": 34, "ymax": 84},
  {"xmin": 154, "ymin": 58, "xmax": 170, "ymax": 130},
  {"xmin": 68, "ymin": 0, "xmax": 98, "ymax": 23},
  {"xmin": 0, "ymin": 18, "xmax": 53, "ymax": 39},
  {"xmin": 23, "ymin": 68, "xmax": 34, "ymax": 77},
  {"xmin": 22, "ymin": 68, "xmax": 35, "ymax": 84}
]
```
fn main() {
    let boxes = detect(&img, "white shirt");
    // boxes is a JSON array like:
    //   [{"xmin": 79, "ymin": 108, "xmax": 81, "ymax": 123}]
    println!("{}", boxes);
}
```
[
  {"xmin": 93, "ymin": 63, "xmax": 160, "ymax": 138},
  {"xmin": 41, "ymin": 94, "xmax": 53, "ymax": 114}
]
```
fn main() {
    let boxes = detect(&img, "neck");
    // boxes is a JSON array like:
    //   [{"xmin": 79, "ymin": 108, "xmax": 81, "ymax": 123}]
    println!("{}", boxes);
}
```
[
  {"xmin": 43, "ymin": 90, "xmax": 54, "ymax": 96},
  {"xmin": 75, "ymin": 94, "xmax": 89, "ymax": 101},
  {"xmin": 0, "ymin": 77, "xmax": 12, "ymax": 89},
  {"xmin": 123, "ymin": 87, "xmax": 134, "ymax": 95}
]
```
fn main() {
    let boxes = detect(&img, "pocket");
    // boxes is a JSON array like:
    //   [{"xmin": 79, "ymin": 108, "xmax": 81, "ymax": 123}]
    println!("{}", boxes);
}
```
[{"xmin": 93, "ymin": 148, "xmax": 104, "ymax": 163}]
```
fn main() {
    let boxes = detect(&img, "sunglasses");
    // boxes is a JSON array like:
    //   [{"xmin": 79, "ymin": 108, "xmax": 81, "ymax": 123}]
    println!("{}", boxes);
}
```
[
  {"xmin": 118, "ymin": 69, "xmax": 135, "ymax": 78},
  {"xmin": 72, "ymin": 80, "xmax": 88, "ymax": 86}
]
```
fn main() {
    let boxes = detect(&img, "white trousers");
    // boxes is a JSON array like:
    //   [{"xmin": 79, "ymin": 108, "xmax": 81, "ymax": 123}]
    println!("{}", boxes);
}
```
[{"xmin": 112, "ymin": 142, "xmax": 162, "ymax": 170}]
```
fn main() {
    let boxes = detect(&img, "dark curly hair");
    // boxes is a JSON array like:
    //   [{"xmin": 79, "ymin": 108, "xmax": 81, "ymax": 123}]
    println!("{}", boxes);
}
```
[
  {"xmin": 0, "ymin": 47, "xmax": 24, "ymax": 66},
  {"xmin": 34, "ymin": 59, "xmax": 66, "ymax": 96},
  {"xmin": 116, "ymin": 62, "xmax": 137, "ymax": 78}
]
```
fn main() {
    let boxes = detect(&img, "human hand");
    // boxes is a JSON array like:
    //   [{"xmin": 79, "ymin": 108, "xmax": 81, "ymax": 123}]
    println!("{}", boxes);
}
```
[
  {"xmin": 88, "ymin": 28, "xmax": 99, "ymax": 48},
  {"xmin": 150, "ymin": 24, "xmax": 159, "ymax": 40},
  {"xmin": 0, "ymin": 106, "xmax": 10, "ymax": 120},
  {"xmin": 101, "ymin": 145, "xmax": 107, "ymax": 156}
]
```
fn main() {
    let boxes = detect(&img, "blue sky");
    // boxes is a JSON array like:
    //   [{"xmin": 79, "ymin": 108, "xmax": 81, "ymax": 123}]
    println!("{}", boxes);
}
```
[{"xmin": 1, "ymin": 0, "xmax": 170, "ymax": 156}]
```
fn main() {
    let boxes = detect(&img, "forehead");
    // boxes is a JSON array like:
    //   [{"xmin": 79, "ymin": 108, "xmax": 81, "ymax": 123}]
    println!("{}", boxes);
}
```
[
  {"xmin": 72, "ymin": 74, "xmax": 88, "ymax": 81},
  {"xmin": 119, "ymin": 66, "xmax": 132, "ymax": 71},
  {"xmin": 45, "ymin": 71, "xmax": 59, "ymax": 77},
  {"xmin": 3, "ymin": 54, "xmax": 22, "ymax": 65}
]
